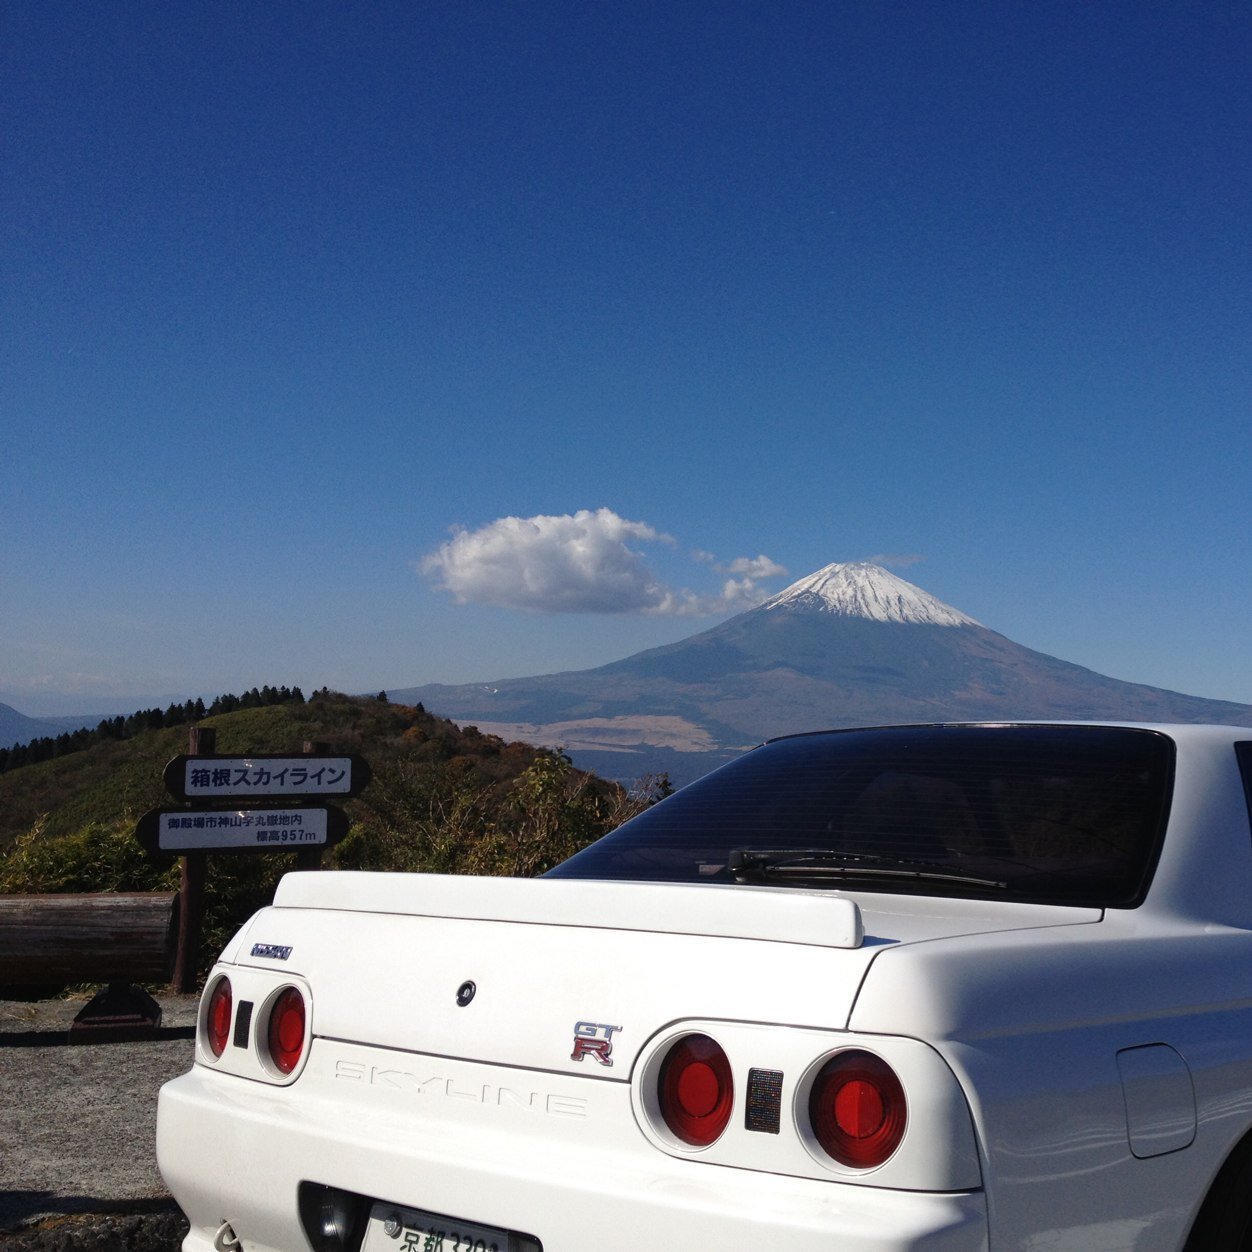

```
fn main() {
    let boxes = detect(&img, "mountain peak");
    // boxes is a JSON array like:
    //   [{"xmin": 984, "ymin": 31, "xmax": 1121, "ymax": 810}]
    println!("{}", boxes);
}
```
[{"xmin": 758, "ymin": 562, "xmax": 982, "ymax": 628}]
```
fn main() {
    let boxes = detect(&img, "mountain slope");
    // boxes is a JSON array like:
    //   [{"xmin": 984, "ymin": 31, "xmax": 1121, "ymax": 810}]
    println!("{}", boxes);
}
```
[
  {"xmin": 0, "ymin": 703, "xmax": 72, "ymax": 750},
  {"xmin": 391, "ymin": 562, "xmax": 1252, "ymax": 784}
]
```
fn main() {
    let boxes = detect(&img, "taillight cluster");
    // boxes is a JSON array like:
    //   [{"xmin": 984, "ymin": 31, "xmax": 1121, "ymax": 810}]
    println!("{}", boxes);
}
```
[
  {"xmin": 206, "ymin": 975, "xmax": 233, "ymax": 1058},
  {"xmin": 268, "ymin": 986, "xmax": 307, "ymax": 1075},
  {"xmin": 199, "ymin": 972, "xmax": 310, "ymax": 1083},
  {"xmin": 657, "ymin": 1033, "xmax": 735, "ymax": 1146},
  {"xmin": 807, "ymin": 1049, "xmax": 907, "ymax": 1168},
  {"xmin": 650, "ymin": 1033, "xmax": 907, "ymax": 1171}
]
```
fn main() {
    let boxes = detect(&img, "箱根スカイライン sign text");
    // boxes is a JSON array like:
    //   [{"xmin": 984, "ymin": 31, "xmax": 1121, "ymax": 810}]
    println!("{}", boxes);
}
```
[
  {"xmin": 162, "ymin": 754, "xmax": 371, "ymax": 802},
  {"xmin": 160, "ymin": 751, "xmax": 370, "ymax": 801}
]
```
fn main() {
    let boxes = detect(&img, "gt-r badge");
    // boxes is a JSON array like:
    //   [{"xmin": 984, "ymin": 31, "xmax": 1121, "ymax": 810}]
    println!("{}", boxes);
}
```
[{"xmin": 571, "ymin": 1021, "xmax": 622, "ymax": 1066}]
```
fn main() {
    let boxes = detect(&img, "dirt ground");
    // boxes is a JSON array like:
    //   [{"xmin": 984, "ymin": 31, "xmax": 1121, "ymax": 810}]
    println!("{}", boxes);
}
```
[{"xmin": 0, "ymin": 992, "xmax": 198, "ymax": 1249}]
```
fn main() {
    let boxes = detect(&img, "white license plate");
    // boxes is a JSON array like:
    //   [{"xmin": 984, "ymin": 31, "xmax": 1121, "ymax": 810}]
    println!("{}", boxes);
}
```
[{"xmin": 361, "ymin": 1202, "xmax": 520, "ymax": 1252}]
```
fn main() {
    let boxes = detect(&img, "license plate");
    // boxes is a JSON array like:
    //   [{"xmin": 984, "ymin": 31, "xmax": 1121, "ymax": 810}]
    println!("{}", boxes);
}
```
[{"xmin": 361, "ymin": 1202, "xmax": 526, "ymax": 1252}]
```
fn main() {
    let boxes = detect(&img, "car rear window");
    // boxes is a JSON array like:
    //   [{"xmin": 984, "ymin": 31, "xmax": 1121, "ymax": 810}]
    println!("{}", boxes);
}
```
[{"xmin": 548, "ymin": 725, "xmax": 1175, "ymax": 907}]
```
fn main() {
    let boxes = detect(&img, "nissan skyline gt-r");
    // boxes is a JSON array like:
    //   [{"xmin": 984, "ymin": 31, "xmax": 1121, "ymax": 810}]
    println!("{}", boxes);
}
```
[{"xmin": 158, "ymin": 722, "xmax": 1252, "ymax": 1251}]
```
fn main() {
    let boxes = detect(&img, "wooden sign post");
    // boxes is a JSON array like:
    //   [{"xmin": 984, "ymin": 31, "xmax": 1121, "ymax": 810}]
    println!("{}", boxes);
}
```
[
  {"xmin": 174, "ymin": 726, "xmax": 212, "ymax": 994},
  {"xmin": 138, "ymin": 727, "xmax": 369, "ymax": 993}
]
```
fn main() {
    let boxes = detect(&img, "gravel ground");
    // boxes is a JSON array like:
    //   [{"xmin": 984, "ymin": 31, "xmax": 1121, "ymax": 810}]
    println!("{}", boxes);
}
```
[
  {"xmin": 1, "ymin": 993, "xmax": 198, "ymax": 1251},
  {"xmin": 0, "ymin": 1207, "xmax": 189, "ymax": 1252}
]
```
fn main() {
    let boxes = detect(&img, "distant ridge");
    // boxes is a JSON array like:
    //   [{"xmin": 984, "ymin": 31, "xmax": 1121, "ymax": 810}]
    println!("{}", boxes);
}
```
[
  {"xmin": 393, "ymin": 561, "xmax": 1252, "ymax": 785},
  {"xmin": 0, "ymin": 703, "xmax": 77, "ymax": 750}
]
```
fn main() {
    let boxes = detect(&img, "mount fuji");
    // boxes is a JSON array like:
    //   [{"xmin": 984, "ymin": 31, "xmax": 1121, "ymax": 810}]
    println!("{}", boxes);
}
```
[{"xmin": 391, "ymin": 562, "xmax": 1252, "ymax": 784}]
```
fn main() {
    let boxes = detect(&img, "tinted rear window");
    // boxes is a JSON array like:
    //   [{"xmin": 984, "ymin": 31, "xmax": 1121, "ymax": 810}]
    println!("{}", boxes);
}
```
[{"xmin": 548, "ymin": 725, "xmax": 1174, "ymax": 907}]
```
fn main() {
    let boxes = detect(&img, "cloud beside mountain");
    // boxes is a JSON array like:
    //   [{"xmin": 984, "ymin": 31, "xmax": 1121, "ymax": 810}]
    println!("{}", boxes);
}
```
[{"xmin": 421, "ymin": 509, "xmax": 787, "ymax": 617}]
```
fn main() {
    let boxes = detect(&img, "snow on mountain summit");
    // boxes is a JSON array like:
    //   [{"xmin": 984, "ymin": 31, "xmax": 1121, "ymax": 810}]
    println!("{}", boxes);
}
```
[{"xmin": 759, "ymin": 562, "xmax": 982, "ymax": 627}]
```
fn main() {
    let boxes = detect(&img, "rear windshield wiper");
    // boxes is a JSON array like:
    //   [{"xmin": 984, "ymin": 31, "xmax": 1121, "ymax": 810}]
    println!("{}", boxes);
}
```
[{"xmin": 728, "ymin": 848, "xmax": 1008, "ymax": 890}]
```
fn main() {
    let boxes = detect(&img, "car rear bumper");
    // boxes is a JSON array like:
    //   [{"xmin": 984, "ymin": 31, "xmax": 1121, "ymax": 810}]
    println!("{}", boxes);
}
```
[{"xmin": 159, "ymin": 1042, "xmax": 988, "ymax": 1252}]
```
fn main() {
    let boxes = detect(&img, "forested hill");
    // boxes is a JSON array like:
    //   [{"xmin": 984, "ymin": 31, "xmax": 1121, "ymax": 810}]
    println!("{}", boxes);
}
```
[
  {"xmin": 0, "ymin": 691, "xmax": 663, "ymax": 971},
  {"xmin": 0, "ymin": 685, "xmax": 306, "ymax": 773}
]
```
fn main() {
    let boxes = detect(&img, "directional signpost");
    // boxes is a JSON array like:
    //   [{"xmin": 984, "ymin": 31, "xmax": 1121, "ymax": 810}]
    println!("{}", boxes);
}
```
[{"xmin": 136, "ymin": 729, "xmax": 372, "ymax": 990}]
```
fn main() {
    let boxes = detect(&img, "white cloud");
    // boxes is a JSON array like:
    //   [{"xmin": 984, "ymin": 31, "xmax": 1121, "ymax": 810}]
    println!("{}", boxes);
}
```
[
  {"xmin": 865, "ymin": 553, "xmax": 925, "ymax": 569},
  {"xmin": 0, "ymin": 670, "xmax": 128, "ymax": 697},
  {"xmin": 421, "ymin": 509, "xmax": 786, "ymax": 617},
  {"xmin": 725, "ymin": 554, "xmax": 788, "ymax": 579},
  {"xmin": 421, "ymin": 509, "xmax": 675, "ymax": 614}
]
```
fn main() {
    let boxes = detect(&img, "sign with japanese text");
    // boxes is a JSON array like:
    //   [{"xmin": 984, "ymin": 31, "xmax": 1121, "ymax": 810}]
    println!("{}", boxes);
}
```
[
  {"xmin": 135, "ymin": 804, "xmax": 350, "ymax": 854},
  {"xmin": 162, "ymin": 754, "xmax": 371, "ymax": 802}
]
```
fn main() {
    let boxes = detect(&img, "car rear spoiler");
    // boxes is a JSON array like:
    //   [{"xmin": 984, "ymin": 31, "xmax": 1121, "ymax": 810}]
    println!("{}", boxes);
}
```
[{"xmin": 272, "ymin": 871, "xmax": 865, "ymax": 950}]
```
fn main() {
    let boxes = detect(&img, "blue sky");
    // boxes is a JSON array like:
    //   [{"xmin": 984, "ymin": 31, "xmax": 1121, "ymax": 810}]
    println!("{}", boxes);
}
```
[{"xmin": 2, "ymin": 1, "xmax": 1250, "ymax": 715}]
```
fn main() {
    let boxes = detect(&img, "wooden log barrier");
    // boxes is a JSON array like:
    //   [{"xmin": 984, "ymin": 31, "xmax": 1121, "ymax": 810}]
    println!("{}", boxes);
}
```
[{"xmin": 0, "ymin": 891, "xmax": 179, "ymax": 987}]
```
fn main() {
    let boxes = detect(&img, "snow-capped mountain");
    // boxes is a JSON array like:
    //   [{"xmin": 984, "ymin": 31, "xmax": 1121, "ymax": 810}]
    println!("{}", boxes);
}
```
[
  {"xmin": 391, "ymin": 561, "xmax": 1252, "ymax": 785},
  {"xmin": 760, "ymin": 562, "xmax": 981, "ymax": 626}
]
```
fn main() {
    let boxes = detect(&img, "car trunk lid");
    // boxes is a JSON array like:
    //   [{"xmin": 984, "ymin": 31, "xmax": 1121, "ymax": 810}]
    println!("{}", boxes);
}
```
[{"xmin": 230, "ymin": 871, "xmax": 1098, "ymax": 1076}]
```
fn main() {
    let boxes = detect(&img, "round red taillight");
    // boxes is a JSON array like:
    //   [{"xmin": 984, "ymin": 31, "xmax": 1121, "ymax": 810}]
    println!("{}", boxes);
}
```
[
  {"xmin": 205, "ymin": 976, "xmax": 232, "ymax": 1059},
  {"xmin": 809, "ymin": 1050, "xmax": 907, "ymax": 1168},
  {"xmin": 657, "ymin": 1034, "xmax": 734, "ymax": 1147},
  {"xmin": 266, "ymin": 986, "xmax": 306, "ymax": 1075}
]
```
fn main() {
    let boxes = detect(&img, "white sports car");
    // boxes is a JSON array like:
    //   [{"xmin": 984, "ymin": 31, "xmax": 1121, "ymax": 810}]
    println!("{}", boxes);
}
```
[{"xmin": 158, "ymin": 723, "xmax": 1252, "ymax": 1251}]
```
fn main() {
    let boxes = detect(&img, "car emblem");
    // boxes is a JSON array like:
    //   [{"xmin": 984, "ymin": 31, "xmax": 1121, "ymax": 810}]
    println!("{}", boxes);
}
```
[
  {"xmin": 250, "ymin": 943, "xmax": 292, "ymax": 961},
  {"xmin": 456, "ymin": 980, "xmax": 476, "ymax": 1006},
  {"xmin": 571, "ymin": 1020, "xmax": 622, "ymax": 1066}
]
